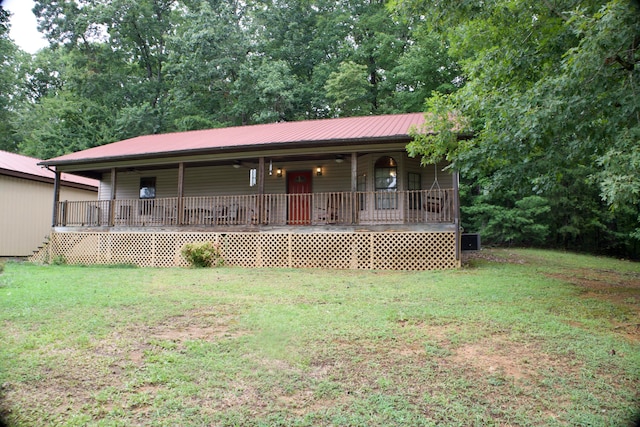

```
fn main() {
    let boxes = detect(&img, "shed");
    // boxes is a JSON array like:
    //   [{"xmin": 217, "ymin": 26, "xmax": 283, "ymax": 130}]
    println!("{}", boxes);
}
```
[{"xmin": 0, "ymin": 150, "xmax": 98, "ymax": 257}]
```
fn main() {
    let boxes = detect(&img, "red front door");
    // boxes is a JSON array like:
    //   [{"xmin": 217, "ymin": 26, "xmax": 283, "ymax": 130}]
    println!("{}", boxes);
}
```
[{"xmin": 287, "ymin": 171, "xmax": 312, "ymax": 225}]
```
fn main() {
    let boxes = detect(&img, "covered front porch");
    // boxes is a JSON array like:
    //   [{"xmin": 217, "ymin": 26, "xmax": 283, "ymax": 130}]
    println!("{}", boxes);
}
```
[
  {"xmin": 55, "ymin": 189, "xmax": 456, "ymax": 229},
  {"xmin": 43, "ymin": 152, "xmax": 461, "ymax": 270},
  {"xmin": 44, "ymin": 187, "xmax": 460, "ymax": 270}
]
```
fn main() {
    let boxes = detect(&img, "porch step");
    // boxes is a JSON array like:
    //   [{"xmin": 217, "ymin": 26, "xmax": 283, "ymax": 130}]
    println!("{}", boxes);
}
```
[{"xmin": 28, "ymin": 237, "xmax": 51, "ymax": 264}]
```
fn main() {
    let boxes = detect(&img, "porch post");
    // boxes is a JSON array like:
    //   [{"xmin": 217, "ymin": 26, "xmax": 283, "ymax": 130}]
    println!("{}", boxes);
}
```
[
  {"xmin": 258, "ymin": 157, "xmax": 265, "ymax": 223},
  {"xmin": 351, "ymin": 152, "xmax": 357, "ymax": 224},
  {"xmin": 454, "ymin": 170, "xmax": 461, "ymax": 261},
  {"xmin": 109, "ymin": 168, "xmax": 117, "ymax": 226},
  {"xmin": 52, "ymin": 169, "xmax": 61, "ymax": 226},
  {"xmin": 177, "ymin": 162, "xmax": 184, "ymax": 225}
]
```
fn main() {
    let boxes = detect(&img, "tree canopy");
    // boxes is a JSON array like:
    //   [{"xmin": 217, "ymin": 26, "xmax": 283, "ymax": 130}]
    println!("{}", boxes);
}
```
[
  {"xmin": 2, "ymin": 0, "xmax": 456, "ymax": 160},
  {"xmin": 404, "ymin": 0, "xmax": 640, "ymax": 256}
]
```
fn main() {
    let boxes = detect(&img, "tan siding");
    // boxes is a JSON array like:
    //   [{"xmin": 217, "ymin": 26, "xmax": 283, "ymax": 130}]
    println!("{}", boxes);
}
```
[
  {"xmin": 99, "ymin": 173, "xmax": 111, "ymax": 200},
  {"xmin": 60, "ymin": 186, "xmax": 98, "ymax": 202},
  {"xmin": 184, "ymin": 165, "xmax": 259, "ymax": 196},
  {"xmin": 0, "ymin": 175, "xmax": 96, "ymax": 256},
  {"xmin": 112, "ymin": 169, "xmax": 179, "ymax": 199}
]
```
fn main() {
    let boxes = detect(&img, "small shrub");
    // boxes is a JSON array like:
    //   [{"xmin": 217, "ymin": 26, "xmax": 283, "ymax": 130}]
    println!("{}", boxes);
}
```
[
  {"xmin": 181, "ymin": 241, "xmax": 224, "ymax": 268},
  {"xmin": 0, "ymin": 261, "xmax": 4, "ymax": 274},
  {"xmin": 51, "ymin": 255, "xmax": 67, "ymax": 265}
]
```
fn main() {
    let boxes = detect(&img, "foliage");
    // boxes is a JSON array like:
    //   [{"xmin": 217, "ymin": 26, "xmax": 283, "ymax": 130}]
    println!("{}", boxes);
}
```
[
  {"xmin": 325, "ymin": 61, "xmax": 371, "ymax": 116},
  {"xmin": 401, "ymin": 0, "xmax": 640, "ymax": 256},
  {"xmin": 462, "ymin": 192, "xmax": 551, "ymax": 246},
  {"xmin": 244, "ymin": 59, "xmax": 297, "ymax": 123},
  {"xmin": 181, "ymin": 241, "xmax": 223, "ymax": 268},
  {"xmin": 17, "ymin": 92, "xmax": 116, "ymax": 159},
  {"xmin": 386, "ymin": 26, "xmax": 461, "ymax": 112},
  {"xmin": 0, "ymin": 8, "xmax": 30, "ymax": 153},
  {"xmin": 51, "ymin": 254, "xmax": 67, "ymax": 265}
]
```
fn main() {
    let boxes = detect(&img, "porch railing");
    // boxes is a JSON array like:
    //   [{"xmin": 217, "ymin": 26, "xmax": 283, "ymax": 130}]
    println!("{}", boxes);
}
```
[{"xmin": 55, "ymin": 189, "xmax": 455, "ymax": 227}]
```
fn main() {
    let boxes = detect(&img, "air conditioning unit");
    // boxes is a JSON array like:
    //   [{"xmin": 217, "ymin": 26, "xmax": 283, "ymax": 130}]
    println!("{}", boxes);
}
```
[{"xmin": 461, "ymin": 233, "xmax": 481, "ymax": 251}]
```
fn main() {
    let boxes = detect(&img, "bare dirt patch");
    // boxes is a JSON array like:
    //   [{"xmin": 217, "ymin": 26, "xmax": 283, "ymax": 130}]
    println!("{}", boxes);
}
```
[
  {"xmin": 449, "ymin": 335, "xmax": 580, "ymax": 381},
  {"xmin": 548, "ymin": 268, "xmax": 640, "ymax": 342},
  {"xmin": 1, "ymin": 348, "xmax": 119, "ymax": 424},
  {"xmin": 144, "ymin": 309, "xmax": 247, "ymax": 343},
  {"xmin": 463, "ymin": 250, "xmax": 527, "ymax": 266}
]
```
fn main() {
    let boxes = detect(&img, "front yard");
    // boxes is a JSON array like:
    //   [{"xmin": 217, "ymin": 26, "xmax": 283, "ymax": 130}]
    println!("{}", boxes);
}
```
[{"xmin": 0, "ymin": 249, "xmax": 639, "ymax": 426}]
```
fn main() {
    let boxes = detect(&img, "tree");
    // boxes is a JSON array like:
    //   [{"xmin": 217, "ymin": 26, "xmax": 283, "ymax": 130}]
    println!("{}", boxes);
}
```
[
  {"xmin": 325, "ymin": 61, "xmax": 371, "ymax": 116},
  {"xmin": 15, "ymin": 0, "xmax": 455, "ymax": 160},
  {"xmin": 20, "ymin": 0, "xmax": 174, "ymax": 154},
  {"xmin": 404, "ymin": 0, "xmax": 640, "ymax": 256},
  {"xmin": 463, "ymin": 191, "xmax": 551, "ymax": 247},
  {"xmin": 165, "ymin": 0, "xmax": 249, "ymax": 128},
  {"xmin": 386, "ymin": 26, "xmax": 460, "ymax": 112},
  {"xmin": 249, "ymin": 0, "xmax": 345, "ymax": 119},
  {"xmin": 100, "ymin": 0, "xmax": 177, "ymax": 133},
  {"xmin": 18, "ymin": 91, "xmax": 115, "ymax": 159},
  {"xmin": 0, "ymin": 7, "xmax": 30, "ymax": 152}
]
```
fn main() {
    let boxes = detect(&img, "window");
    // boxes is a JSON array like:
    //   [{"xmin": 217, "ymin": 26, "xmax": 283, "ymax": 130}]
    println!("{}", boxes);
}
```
[
  {"xmin": 408, "ymin": 172, "xmax": 421, "ymax": 209},
  {"xmin": 139, "ymin": 177, "xmax": 156, "ymax": 199},
  {"xmin": 139, "ymin": 177, "xmax": 156, "ymax": 216},
  {"xmin": 249, "ymin": 168, "xmax": 257, "ymax": 187},
  {"xmin": 374, "ymin": 156, "xmax": 397, "ymax": 209}
]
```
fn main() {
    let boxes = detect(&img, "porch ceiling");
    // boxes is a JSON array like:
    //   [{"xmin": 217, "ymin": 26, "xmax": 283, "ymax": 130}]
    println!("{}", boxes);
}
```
[{"xmin": 47, "ymin": 141, "xmax": 410, "ymax": 178}]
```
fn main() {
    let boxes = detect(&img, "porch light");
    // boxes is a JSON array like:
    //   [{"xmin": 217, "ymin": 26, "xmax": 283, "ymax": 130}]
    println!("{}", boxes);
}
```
[
  {"xmin": 316, "ymin": 166, "xmax": 322, "ymax": 176},
  {"xmin": 276, "ymin": 167, "xmax": 283, "ymax": 178},
  {"xmin": 335, "ymin": 155, "xmax": 344, "ymax": 163},
  {"xmin": 233, "ymin": 161, "xmax": 242, "ymax": 169}
]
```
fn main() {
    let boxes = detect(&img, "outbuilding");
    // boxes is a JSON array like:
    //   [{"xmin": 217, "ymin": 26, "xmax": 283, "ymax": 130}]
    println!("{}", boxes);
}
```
[{"xmin": 0, "ymin": 150, "xmax": 98, "ymax": 257}]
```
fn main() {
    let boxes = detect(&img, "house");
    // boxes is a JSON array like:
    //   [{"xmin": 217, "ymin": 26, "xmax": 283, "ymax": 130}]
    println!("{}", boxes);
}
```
[
  {"xmin": 37, "ymin": 113, "xmax": 461, "ymax": 270},
  {"xmin": 0, "ymin": 150, "xmax": 98, "ymax": 257}
]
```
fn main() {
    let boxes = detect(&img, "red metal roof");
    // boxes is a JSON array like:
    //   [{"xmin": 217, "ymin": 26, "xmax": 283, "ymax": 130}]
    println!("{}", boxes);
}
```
[
  {"xmin": 43, "ymin": 113, "xmax": 427, "ymax": 165},
  {"xmin": 0, "ymin": 150, "xmax": 99, "ymax": 188}
]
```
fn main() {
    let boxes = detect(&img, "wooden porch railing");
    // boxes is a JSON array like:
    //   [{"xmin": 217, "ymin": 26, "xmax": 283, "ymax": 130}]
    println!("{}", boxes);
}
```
[{"xmin": 55, "ymin": 189, "xmax": 455, "ymax": 227}]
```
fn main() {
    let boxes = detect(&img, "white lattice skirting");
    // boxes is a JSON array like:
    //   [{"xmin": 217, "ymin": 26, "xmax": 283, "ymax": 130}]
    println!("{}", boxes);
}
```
[{"xmin": 37, "ymin": 231, "xmax": 460, "ymax": 270}]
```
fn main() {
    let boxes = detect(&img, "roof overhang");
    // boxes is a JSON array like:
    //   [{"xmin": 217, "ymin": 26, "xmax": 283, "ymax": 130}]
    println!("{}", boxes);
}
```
[
  {"xmin": 40, "ymin": 135, "xmax": 414, "ymax": 177},
  {"xmin": 1, "ymin": 168, "xmax": 98, "ymax": 191}
]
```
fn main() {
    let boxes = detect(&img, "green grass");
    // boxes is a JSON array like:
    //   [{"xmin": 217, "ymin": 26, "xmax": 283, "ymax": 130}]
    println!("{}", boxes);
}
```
[{"xmin": 0, "ymin": 249, "xmax": 639, "ymax": 426}]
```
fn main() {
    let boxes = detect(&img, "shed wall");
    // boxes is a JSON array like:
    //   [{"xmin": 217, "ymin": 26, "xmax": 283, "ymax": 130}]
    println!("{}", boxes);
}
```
[{"xmin": 0, "ymin": 175, "xmax": 97, "ymax": 256}]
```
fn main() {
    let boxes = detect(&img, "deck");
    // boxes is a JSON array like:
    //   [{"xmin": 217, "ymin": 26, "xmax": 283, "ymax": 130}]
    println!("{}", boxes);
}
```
[{"xmin": 41, "ymin": 189, "xmax": 460, "ymax": 270}]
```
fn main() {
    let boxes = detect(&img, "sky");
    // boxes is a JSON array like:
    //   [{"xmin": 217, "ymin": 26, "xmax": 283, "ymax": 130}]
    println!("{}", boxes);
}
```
[{"xmin": 3, "ymin": 0, "xmax": 48, "ymax": 54}]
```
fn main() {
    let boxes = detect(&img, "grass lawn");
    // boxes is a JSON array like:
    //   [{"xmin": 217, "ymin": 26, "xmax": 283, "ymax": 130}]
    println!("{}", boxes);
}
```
[{"xmin": 0, "ymin": 249, "xmax": 639, "ymax": 426}]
